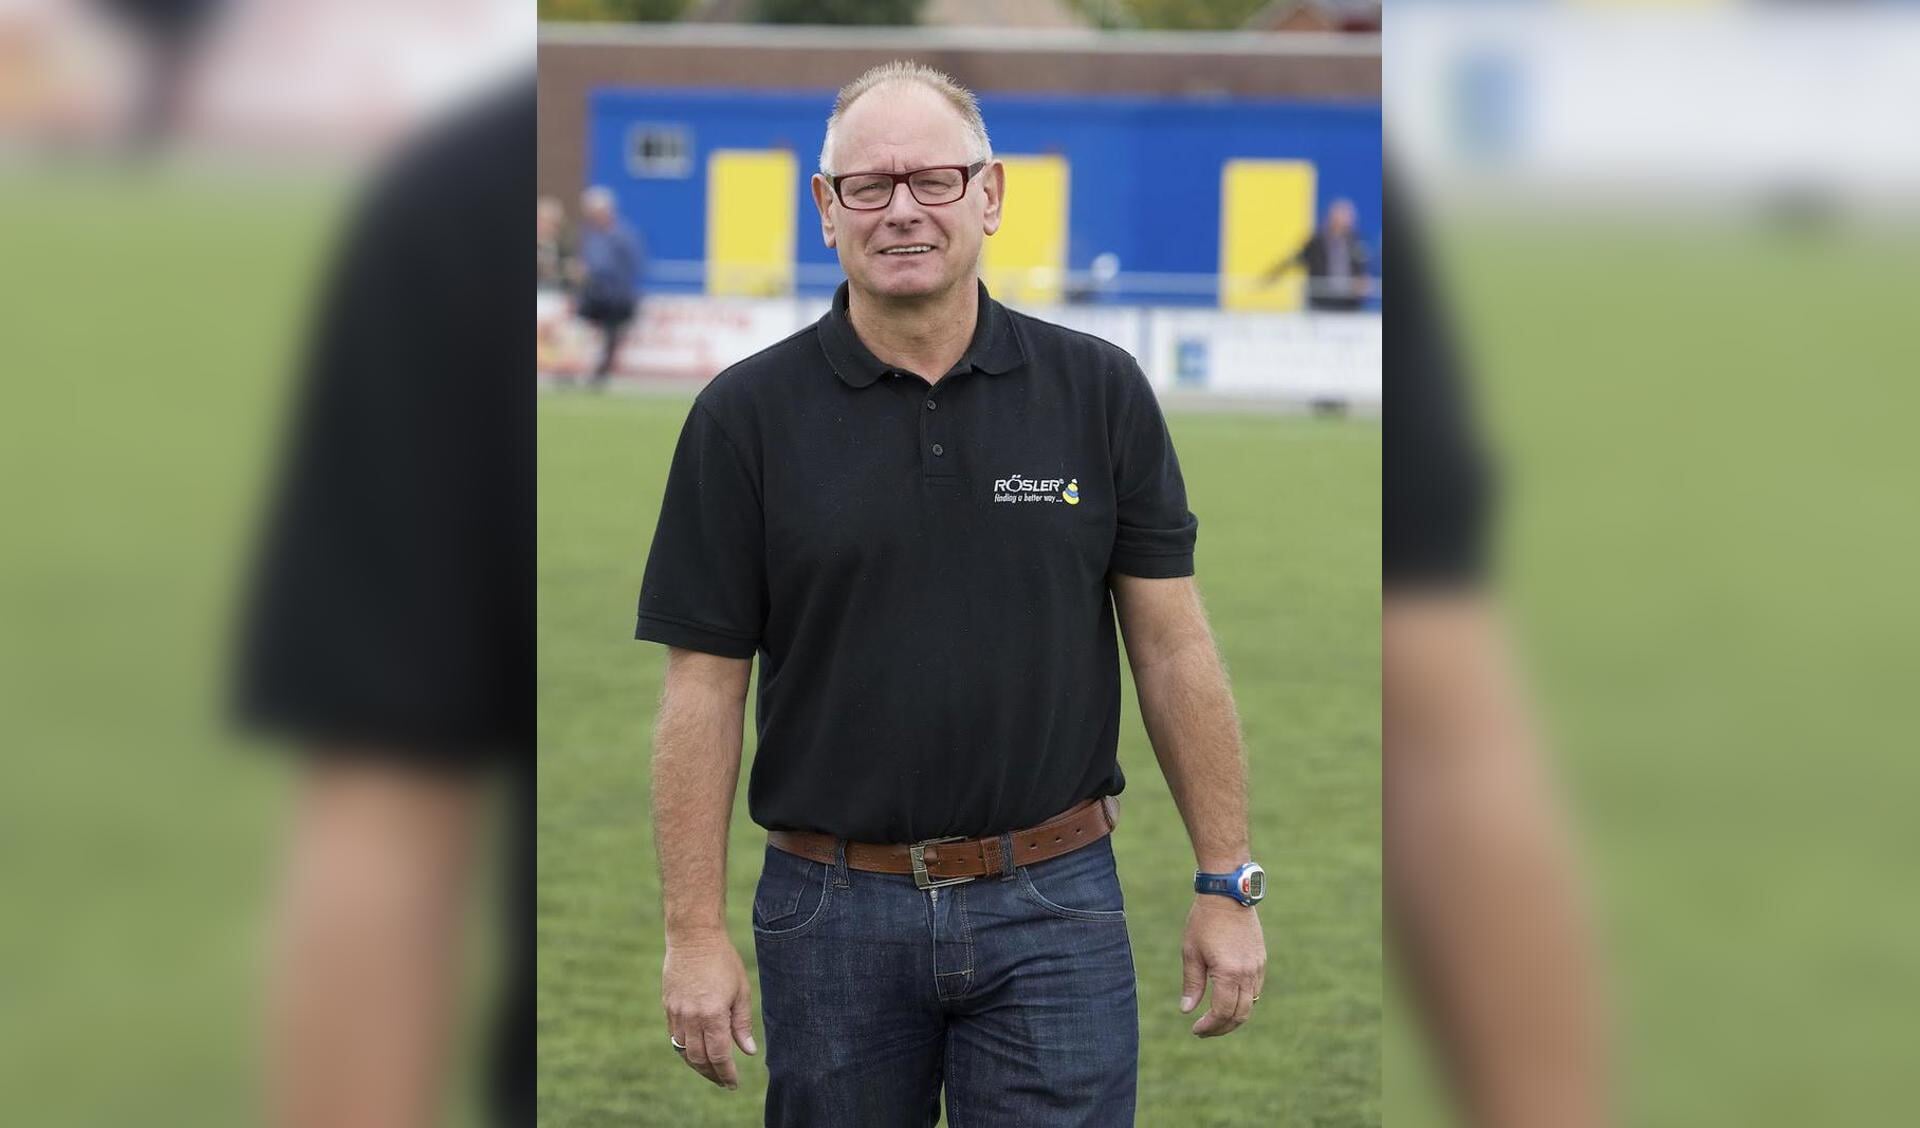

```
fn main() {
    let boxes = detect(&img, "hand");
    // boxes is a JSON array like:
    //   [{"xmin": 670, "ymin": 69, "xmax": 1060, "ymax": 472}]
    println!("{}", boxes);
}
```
[
  {"xmin": 1178, "ymin": 895, "xmax": 1267, "ymax": 1038},
  {"xmin": 662, "ymin": 930, "xmax": 757, "ymax": 1090}
]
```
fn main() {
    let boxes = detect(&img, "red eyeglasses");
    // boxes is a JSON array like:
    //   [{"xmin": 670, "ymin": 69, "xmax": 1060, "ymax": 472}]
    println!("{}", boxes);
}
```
[{"xmin": 828, "ymin": 162, "xmax": 987, "ymax": 210}]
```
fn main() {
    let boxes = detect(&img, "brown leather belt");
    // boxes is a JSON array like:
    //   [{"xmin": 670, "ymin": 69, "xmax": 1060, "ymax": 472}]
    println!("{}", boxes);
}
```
[{"xmin": 768, "ymin": 795, "xmax": 1120, "ymax": 890}]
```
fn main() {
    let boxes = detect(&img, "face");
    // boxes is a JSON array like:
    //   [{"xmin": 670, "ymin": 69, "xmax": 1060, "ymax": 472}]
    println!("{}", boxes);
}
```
[
  {"xmin": 537, "ymin": 200, "xmax": 562, "ymax": 238},
  {"xmin": 581, "ymin": 195, "xmax": 612, "ymax": 227},
  {"xmin": 1328, "ymin": 200, "xmax": 1356, "ymax": 236},
  {"xmin": 811, "ymin": 83, "xmax": 1003, "ymax": 304}
]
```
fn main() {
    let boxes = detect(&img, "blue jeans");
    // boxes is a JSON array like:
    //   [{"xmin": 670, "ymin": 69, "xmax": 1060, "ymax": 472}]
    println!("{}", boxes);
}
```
[{"xmin": 752, "ymin": 831, "xmax": 1140, "ymax": 1127}]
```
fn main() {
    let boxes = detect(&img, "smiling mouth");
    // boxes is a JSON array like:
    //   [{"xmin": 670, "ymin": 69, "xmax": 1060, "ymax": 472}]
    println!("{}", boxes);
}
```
[{"xmin": 879, "ymin": 245, "xmax": 935, "ymax": 256}]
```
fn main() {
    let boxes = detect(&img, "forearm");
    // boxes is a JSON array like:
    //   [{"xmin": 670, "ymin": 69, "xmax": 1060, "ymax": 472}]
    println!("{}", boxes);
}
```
[
  {"xmin": 1384, "ymin": 596, "xmax": 1609, "ymax": 1128},
  {"xmin": 650, "ymin": 656, "xmax": 748, "ymax": 939},
  {"xmin": 1131, "ymin": 637, "xmax": 1251, "ymax": 872},
  {"xmin": 265, "ymin": 761, "xmax": 480, "ymax": 1128}
]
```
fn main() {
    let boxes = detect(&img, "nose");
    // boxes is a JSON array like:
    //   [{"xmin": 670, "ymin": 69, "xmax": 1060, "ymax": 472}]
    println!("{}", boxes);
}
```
[{"xmin": 880, "ymin": 180, "xmax": 928, "ymax": 225}]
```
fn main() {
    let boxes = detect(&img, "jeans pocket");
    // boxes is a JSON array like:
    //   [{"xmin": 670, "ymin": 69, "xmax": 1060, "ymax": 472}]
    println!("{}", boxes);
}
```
[
  {"xmin": 752, "ymin": 845, "xmax": 832, "ymax": 940},
  {"xmin": 1016, "ymin": 837, "xmax": 1127, "ymax": 923}
]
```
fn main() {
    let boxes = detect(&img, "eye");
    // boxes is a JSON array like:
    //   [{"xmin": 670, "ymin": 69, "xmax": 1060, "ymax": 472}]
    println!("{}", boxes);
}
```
[
  {"xmin": 842, "ymin": 176, "xmax": 891, "ymax": 204},
  {"xmin": 910, "ymin": 171, "xmax": 963, "ymax": 199}
]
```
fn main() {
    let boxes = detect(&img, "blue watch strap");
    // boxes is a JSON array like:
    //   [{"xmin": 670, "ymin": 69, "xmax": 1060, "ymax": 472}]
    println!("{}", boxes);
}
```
[{"xmin": 1195, "ymin": 871, "xmax": 1246, "ymax": 902}]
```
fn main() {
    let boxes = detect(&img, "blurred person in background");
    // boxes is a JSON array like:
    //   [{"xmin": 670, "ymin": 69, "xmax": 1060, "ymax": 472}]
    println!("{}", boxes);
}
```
[
  {"xmin": 1382, "ymin": 176, "xmax": 1611, "ymax": 1128},
  {"xmin": 237, "ymin": 75, "xmax": 534, "ymax": 1128},
  {"xmin": 92, "ymin": 0, "xmax": 224, "ymax": 154},
  {"xmin": 571, "ymin": 184, "xmax": 642, "ymax": 390},
  {"xmin": 1065, "ymin": 251, "xmax": 1122, "ymax": 304},
  {"xmin": 1264, "ymin": 196, "xmax": 1373, "ymax": 312},
  {"xmin": 635, "ymin": 61, "xmax": 1264, "ymax": 1124},
  {"xmin": 537, "ymin": 194, "xmax": 572, "ymax": 290},
  {"xmin": 537, "ymin": 194, "xmax": 577, "ymax": 379}
]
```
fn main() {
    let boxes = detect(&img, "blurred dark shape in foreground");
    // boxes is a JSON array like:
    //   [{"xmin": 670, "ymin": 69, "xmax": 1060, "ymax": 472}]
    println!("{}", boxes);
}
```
[
  {"xmin": 1382, "ymin": 172, "xmax": 1612, "ymax": 1128},
  {"xmin": 234, "ymin": 73, "xmax": 534, "ymax": 1127}
]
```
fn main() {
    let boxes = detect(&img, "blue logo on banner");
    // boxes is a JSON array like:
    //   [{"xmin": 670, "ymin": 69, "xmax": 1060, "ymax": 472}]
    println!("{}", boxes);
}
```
[
  {"xmin": 1452, "ymin": 49, "xmax": 1524, "ymax": 163},
  {"xmin": 1175, "ymin": 337, "xmax": 1209, "ymax": 387}
]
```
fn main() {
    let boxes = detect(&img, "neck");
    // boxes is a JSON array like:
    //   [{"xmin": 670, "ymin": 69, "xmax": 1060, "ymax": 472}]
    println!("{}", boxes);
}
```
[{"xmin": 847, "ymin": 279, "xmax": 979, "ymax": 385}]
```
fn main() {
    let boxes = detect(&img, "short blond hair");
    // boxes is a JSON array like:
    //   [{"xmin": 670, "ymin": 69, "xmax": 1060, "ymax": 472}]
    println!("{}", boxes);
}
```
[{"xmin": 818, "ymin": 61, "xmax": 993, "ymax": 176}]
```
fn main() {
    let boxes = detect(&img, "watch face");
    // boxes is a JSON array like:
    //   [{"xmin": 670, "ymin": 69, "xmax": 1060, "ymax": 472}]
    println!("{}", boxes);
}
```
[{"xmin": 1240, "ymin": 867, "xmax": 1266, "ymax": 901}]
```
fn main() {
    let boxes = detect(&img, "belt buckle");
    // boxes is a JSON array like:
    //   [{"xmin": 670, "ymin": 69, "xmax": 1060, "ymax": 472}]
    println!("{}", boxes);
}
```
[{"xmin": 909, "ymin": 835, "xmax": 977, "ymax": 891}]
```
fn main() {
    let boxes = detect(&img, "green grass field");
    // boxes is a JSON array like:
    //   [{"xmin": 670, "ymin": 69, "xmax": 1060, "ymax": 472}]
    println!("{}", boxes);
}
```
[
  {"xmin": 1383, "ymin": 218, "xmax": 1920, "ymax": 1128},
  {"xmin": 537, "ymin": 395, "xmax": 1382, "ymax": 1126},
  {"xmin": 1, "ymin": 173, "xmax": 351, "ymax": 1126}
]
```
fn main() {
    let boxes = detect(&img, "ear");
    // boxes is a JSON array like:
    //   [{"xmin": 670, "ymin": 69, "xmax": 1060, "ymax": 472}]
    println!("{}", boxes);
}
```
[
  {"xmin": 980, "ymin": 161, "xmax": 1006, "ymax": 238},
  {"xmin": 810, "ymin": 174, "xmax": 837, "ymax": 249}
]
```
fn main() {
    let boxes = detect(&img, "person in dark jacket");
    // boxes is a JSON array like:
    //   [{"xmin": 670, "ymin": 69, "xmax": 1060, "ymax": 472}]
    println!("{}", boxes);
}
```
[
  {"xmin": 572, "ymin": 186, "xmax": 643, "ymax": 388},
  {"xmin": 1262, "ymin": 197, "xmax": 1373, "ymax": 312},
  {"xmin": 93, "ymin": 0, "xmax": 225, "ymax": 154}
]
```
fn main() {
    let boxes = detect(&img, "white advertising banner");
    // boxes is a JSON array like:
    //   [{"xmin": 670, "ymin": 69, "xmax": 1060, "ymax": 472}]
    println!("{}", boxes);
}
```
[
  {"xmin": 543, "ymin": 295, "xmax": 1380, "ymax": 408},
  {"xmin": 621, "ymin": 295, "xmax": 817, "ymax": 380},
  {"xmin": 1143, "ymin": 309, "xmax": 1382, "ymax": 405}
]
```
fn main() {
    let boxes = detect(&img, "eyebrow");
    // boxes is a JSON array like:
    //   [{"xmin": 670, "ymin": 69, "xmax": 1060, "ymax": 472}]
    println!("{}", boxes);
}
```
[{"xmin": 837, "ymin": 160, "xmax": 974, "ymax": 173}]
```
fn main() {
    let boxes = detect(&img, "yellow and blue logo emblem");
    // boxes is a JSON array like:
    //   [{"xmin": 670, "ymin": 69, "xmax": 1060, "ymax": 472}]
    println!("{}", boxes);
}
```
[{"xmin": 1062, "ymin": 479, "xmax": 1080, "ymax": 506}]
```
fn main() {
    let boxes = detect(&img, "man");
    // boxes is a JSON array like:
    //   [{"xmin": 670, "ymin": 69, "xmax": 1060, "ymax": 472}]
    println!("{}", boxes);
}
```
[
  {"xmin": 635, "ymin": 61, "xmax": 1267, "ymax": 1125},
  {"xmin": 572, "ymin": 185, "xmax": 643, "ymax": 388},
  {"xmin": 1264, "ymin": 197, "xmax": 1373, "ymax": 312},
  {"xmin": 537, "ymin": 194, "xmax": 572, "ymax": 292},
  {"xmin": 92, "ymin": 0, "xmax": 225, "ymax": 154},
  {"xmin": 537, "ymin": 195, "xmax": 577, "ymax": 379}
]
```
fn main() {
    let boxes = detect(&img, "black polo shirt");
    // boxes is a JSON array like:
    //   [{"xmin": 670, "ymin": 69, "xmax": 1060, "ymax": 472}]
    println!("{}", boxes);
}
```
[
  {"xmin": 1382, "ymin": 172, "xmax": 1493, "ymax": 587},
  {"xmin": 635, "ymin": 280, "xmax": 1198, "ymax": 844}
]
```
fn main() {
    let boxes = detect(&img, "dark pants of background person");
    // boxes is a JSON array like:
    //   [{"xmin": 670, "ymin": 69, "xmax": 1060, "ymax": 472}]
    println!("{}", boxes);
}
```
[
  {"xmin": 752, "ymin": 830, "xmax": 1140, "ymax": 1126},
  {"xmin": 576, "ymin": 294, "xmax": 635, "ymax": 387}
]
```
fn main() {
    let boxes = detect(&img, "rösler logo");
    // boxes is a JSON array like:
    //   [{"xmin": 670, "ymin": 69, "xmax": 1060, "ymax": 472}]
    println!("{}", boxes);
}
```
[{"xmin": 992, "ymin": 474, "xmax": 1081, "ymax": 506}]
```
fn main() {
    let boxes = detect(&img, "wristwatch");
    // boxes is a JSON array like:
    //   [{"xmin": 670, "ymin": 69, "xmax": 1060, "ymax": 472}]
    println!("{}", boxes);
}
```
[{"xmin": 1194, "ymin": 862, "xmax": 1266, "ymax": 907}]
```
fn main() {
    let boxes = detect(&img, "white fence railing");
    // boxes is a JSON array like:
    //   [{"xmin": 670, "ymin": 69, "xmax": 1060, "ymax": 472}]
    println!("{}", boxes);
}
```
[{"xmin": 637, "ymin": 260, "xmax": 1381, "ymax": 305}]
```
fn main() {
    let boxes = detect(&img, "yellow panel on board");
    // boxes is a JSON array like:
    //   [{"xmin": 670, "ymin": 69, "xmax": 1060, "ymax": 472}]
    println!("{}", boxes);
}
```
[
  {"xmin": 980, "ymin": 155, "xmax": 1068, "ymax": 306},
  {"xmin": 1219, "ymin": 160, "xmax": 1316, "ymax": 312},
  {"xmin": 706, "ymin": 149, "xmax": 797, "ymax": 296}
]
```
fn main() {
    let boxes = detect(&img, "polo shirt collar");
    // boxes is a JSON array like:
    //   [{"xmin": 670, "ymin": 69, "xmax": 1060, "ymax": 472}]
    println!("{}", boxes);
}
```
[{"xmin": 818, "ymin": 278, "xmax": 1026, "ymax": 389}]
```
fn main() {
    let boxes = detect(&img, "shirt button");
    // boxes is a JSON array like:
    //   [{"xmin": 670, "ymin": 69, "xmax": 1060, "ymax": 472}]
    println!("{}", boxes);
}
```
[
  {"xmin": 926, "ymin": 399, "xmax": 937, "ymax": 411},
  {"xmin": 932, "ymin": 444, "xmax": 944, "ymax": 456}
]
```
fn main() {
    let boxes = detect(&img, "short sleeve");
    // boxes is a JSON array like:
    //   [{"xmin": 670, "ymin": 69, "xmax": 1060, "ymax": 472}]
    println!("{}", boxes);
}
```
[
  {"xmin": 1108, "ymin": 358, "xmax": 1200, "ymax": 578},
  {"xmin": 231, "ymin": 79, "xmax": 535, "ymax": 763},
  {"xmin": 1382, "ymin": 173, "xmax": 1494, "ymax": 588},
  {"xmin": 634, "ymin": 400, "xmax": 767, "ymax": 657}
]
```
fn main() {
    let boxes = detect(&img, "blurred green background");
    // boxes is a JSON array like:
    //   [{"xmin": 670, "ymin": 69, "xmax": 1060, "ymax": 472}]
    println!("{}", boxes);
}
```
[
  {"xmin": 0, "ymin": 169, "xmax": 518, "ymax": 1127},
  {"xmin": 0, "ymin": 173, "xmax": 346, "ymax": 1125},
  {"xmin": 1383, "ymin": 216, "xmax": 1920, "ymax": 1128},
  {"xmin": 537, "ymin": 396, "xmax": 1382, "ymax": 1125}
]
